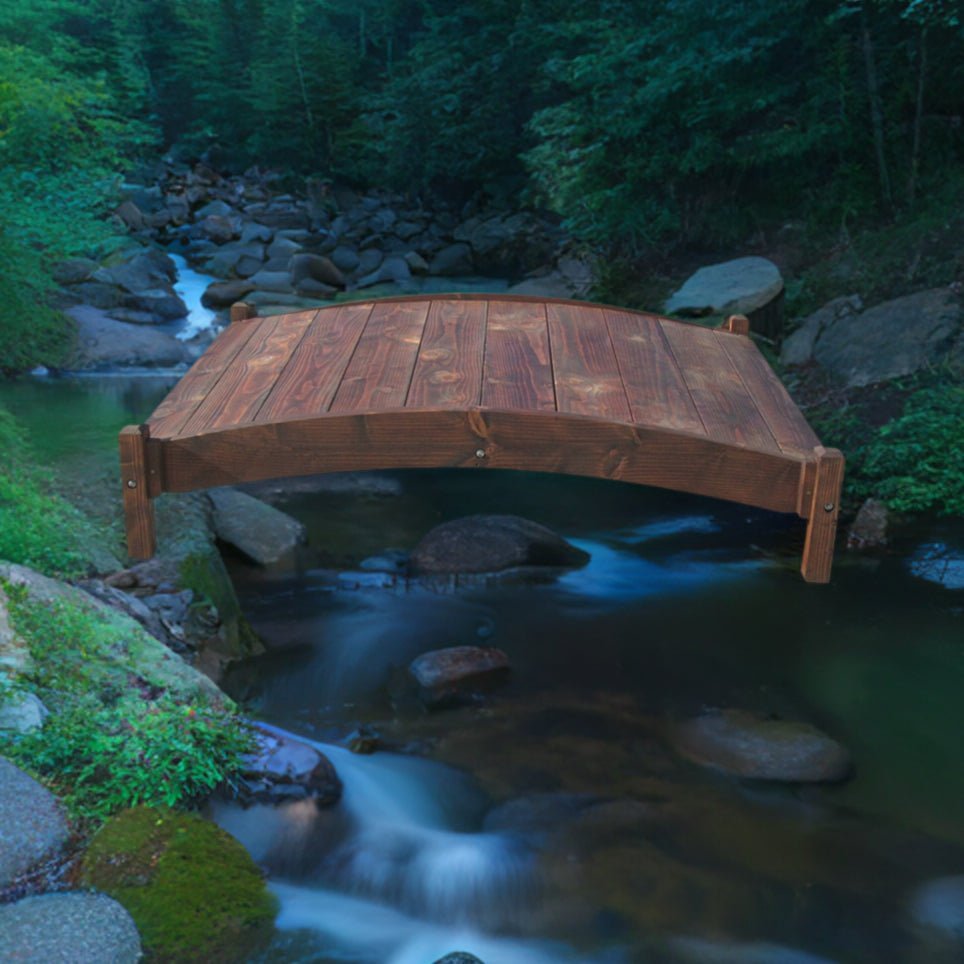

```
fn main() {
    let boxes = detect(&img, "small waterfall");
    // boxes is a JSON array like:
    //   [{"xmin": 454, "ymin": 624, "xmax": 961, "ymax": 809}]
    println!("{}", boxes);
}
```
[{"xmin": 169, "ymin": 253, "xmax": 219, "ymax": 340}]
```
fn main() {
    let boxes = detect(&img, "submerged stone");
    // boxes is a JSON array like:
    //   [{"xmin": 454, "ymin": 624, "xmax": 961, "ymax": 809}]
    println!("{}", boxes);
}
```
[
  {"xmin": 670, "ymin": 709, "xmax": 852, "ymax": 783},
  {"xmin": 208, "ymin": 487, "xmax": 306, "ymax": 565},
  {"xmin": 409, "ymin": 645, "xmax": 510, "ymax": 707},
  {"xmin": 908, "ymin": 875, "xmax": 964, "ymax": 943},
  {"xmin": 409, "ymin": 514, "xmax": 589, "ymax": 575}
]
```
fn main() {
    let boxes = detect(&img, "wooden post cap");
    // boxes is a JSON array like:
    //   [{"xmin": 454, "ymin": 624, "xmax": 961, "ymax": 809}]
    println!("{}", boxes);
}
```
[
  {"xmin": 725, "ymin": 314, "xmax": 751, "ymax": 335},
  {"xmin": 230, "ymin": 302, "xmax": 256, "ymax": 323}
]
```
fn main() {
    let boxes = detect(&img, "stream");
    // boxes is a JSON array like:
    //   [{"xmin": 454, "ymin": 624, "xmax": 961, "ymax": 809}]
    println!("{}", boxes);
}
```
[{"xmin": 1, "ymin": 260, "xmax": 962, "ymax": 962}]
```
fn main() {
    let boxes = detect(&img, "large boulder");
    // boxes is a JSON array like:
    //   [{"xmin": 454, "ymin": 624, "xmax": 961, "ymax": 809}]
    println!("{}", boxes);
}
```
[
  {"xmin": 80, "ymin": 807, "xmax": 277, "ymax": 962},
  {"xmin": 409, "ymin": 514, "xmax": 590, "ymax": 575},
  {"xmin": 786, "ymin": 288, "xmax": 963, "ymax": 388},
  {"xmin": 288, "ymin": 252, "xmax": 346, "ymax": 288},
  {"xmin": 670, "ymin": 708, "xmax": 852, "ymax": 783},
  {"xmin": 0, "ymin": 757, "xmax": 70, "ymax": 888},
  {"xmin": 409, "ymin": 645, "xmax": 510, "ymax": 707},
  {"xmin": 64, "ymin": 305, "xmax": 189, "ymax": 370},
  {"xmin": 429, "ymin": 242, "xmax": 474, "ymax": 276},
  {"xmin": 779, "ymin": 295, "xmax": 862, "ymax": 367},
  {"xmin": 0, "ymin": 892, "xmax": 141, "ymax": 964},
  {"xmin": 98, "ymin": 248, "xmax": 178, "ymax": 294},
  {"xmin": 208, "ymin": 487, "xmax": 306, "ymax": 565},
  {"xmin": 0, "ymin": 562, "xmax": 226, "ymax": 706},
  {"xmin": 665, "ymin": 257, "xmax": 783, "ymax": 317},
  {"xmin": 239, "ymin": 723, "xmax": 342, "ymax": 807}
]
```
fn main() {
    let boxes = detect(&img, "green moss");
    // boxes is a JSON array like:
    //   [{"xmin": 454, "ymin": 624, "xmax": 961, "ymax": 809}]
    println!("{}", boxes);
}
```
[{"xmin": 81, "ymin": 807, "xmax": 277, "ymax": 962}]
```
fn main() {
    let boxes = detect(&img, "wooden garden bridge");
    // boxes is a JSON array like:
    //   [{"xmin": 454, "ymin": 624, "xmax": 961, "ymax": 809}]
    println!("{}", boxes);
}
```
[{"xmin": 120, "ymin": 294, "xmax": 843, "ymax": 582}]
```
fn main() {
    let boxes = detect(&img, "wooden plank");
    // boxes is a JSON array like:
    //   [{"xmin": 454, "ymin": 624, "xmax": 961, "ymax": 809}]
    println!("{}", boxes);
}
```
[
  {"xmin": 407, "ymin": 299, "xmax": 487, "ymax": 408},
  {"xmin": 801, "ymin": 447, "xmax": 845, "ymax": 583},
  {"xmin": 718, "ymin": 333, "xmax": 820, "ymax": 456},
  {"xmin": 605, "ymin": 309, "xmax": 706, "ymax": 435},
  {"xmin": 481, "ymin": 301, "xmax": 555, "ymax": 411},
  {"xmin": 330, "ymin": 300, "xmax": 429, "ymax": 412},
  {"xmin": 255, "ymin": 302, "xmax": 373, "ymax": 423},
  {"xmin": 147, "ymin": 318, "xmax": 259, "ymax": 439},
  {"xmin": 547, "ymin": 303, "xmax": 632, "ymax": 420},
  {"xmin": 180, "ymin": 311, "xmax": 318, "ymax": 435},
  {"xmin": 660, "ymin": 321, "xmax": 780, "ymax": 452},
  {"xmin": 160, "ymin": 409, "xmax": 806, "ymax": 515},
  {"xmin": 119, "ymin": 425, "xmax": 155, "ymax": 559}
]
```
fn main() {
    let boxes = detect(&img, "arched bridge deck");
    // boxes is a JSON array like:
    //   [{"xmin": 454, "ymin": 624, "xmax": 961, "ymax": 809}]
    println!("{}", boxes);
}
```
[{"xmin": 119, "ymin": 294, "xmax": 844, "ymax": 582}]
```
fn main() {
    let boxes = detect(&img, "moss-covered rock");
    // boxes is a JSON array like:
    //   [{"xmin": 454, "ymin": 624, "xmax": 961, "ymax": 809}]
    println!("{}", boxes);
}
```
[{"xmin": 80, "ymin": 807, "xmax": 277, "ymax": 963}]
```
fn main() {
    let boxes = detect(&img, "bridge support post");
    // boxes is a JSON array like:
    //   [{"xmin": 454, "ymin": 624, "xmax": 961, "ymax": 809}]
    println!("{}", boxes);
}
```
[
  {"xmin": 119, "ymin": 425, "xmax": 156, "ymax": 561},
  {"xmin": 801, "ymin": 446, "xmax": 845, "ymax": 583},
  {"xmin": 230, "ymin": 301, "xmax": 256, "ymax": 323}
]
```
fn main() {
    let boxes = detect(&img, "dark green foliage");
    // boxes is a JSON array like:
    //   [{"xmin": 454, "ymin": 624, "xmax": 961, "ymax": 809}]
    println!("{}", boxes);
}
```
[{"xmin": 81, "ymin": 806, "xmax": 278, "ymax": 962}]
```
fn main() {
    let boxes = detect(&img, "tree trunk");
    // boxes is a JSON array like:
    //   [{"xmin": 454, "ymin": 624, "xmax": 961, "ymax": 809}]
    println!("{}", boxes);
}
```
[
  {"xmin": 907, "ymin": 27, "xmax": 928, "ymax": 206},
  {"xmin": 861, "ymin": 11, "xmax": 893, "ymax": 210}
]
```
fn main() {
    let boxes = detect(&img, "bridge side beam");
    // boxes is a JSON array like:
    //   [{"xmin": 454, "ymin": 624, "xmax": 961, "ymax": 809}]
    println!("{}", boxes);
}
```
[
  {"xmin": 119, "ymin": 425, "xmax": 156, "ymax": 561},
  {"xmin": 801, "ymin": 446, "xmax": 845, "ymax": 583}
]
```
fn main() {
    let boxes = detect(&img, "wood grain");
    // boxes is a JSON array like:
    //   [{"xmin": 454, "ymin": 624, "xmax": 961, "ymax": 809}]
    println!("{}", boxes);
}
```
[
  {"xmin": 718, "ymin": 333, "xmax": 821, "ymax": 456},
  {"xmin": 330, "ymin": 300, "xmax": 429, "ymax": 412},
  {"xmin": 256, "ymin": 302, "xmax": 373, "ymax": 422},
  {"xmin": 119, "ymin": 425, "xmax": 155, "ymax": 559},
  {"xmin": 407, "ymin": 299, "xmax": 487, "ymax": 408},
  {"xmin": 548, "ymin": 303, "xmax": 631, "ymax": 420},
  {"xmin": 660, "ymin": 321, "xmax": 779, "ymax": 451},
  {"xmin": 160, "ymin": 409, "xmax": 806, "ymax": 515},
  {"xmin": 482, "ymin": 301, "xmax": 555, "ymax": 411},
  {"xmin": 179, "ymin": 312, "xmax": 317, "ymax": 435},
  {"xmin": 801, "ymin": 446, "xmax": 845, "ymax": 583},
  {"xmin": 148, "ymin": 318, "xmax": 259, "ymax": 439},
  {"xmin": 605, "ymin": 309, "xmax": 706, "ymax": 435}
]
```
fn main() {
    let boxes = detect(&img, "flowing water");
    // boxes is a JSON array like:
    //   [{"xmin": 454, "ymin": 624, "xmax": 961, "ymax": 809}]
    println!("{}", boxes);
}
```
[{"xmin": 2, "ymin": 263, "xmax": 963, "ymax": 962}]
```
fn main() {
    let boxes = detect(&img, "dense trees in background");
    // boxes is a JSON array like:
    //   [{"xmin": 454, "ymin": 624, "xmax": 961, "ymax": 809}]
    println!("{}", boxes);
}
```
[{"xmin": 1, "ymin": 0, "xmax": 961, "ymax": 266}]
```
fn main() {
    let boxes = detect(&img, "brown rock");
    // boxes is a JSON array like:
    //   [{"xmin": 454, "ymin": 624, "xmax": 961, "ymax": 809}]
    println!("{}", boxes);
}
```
[
  {"xmin": 409, "ymin": 645, "xmax": 510, "ymax": 707},
  {"xmin": 847, "ymin": 498, "xmax": 889, "ymax": 550}
]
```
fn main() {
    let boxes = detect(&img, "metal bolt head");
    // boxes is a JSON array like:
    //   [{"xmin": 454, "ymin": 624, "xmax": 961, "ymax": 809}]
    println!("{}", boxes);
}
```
[
  {"xmin": 475, "ymin": 449, "xmax": 486, "ymax": 459},
  {"xmin": 127, "ymin": 479, "xmax": 137, "ymax": 489},
  {"xmin": 823, "ymin": 502, "xmax": 835, "ymax": 512}
]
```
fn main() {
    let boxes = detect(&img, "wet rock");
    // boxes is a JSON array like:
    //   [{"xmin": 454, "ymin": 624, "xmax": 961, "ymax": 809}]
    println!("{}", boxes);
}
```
[
  {"xmin": 409, "ymin": 514, "xmax": 590, "ymax": 574},
  {"xmin": 99, "ymin": 248, "xmax": 177, "ymax": 293},
  {"xmin": 404, "ymin": 250, "xmax": 430, "ymax": 274},
  {"xmin": 0, "ymin": 892, "xmax": 142, "ymax": 964},
  {"xmin": 433, "ymin": 954, "xmax": 485, "ymax": 964},
  {"xmin": 355, "ymin": 247, "xmax": 384, "ymax": 276},
  {"xmin": 202, "ymin": 279, "xmax": 256, "ymax": 309},
  {"xmin": 64, "ymin": 305, "xmax": 189, "ymax": 369},
  {"xmin": 409, "ymin": 645, "xmax": 510, "ymax": 707},
  {"xmin": 240, "ymin": 723, "xmax": 342, "ymax": 806},
  {"xmin": 240, "ymin": 221, "xmax": 274, "ymax": 244},
  {"xmin": 288, "ymin": 252, "xmax": 346, "ymax": 288},
  {"xmin": 908, "ymin": 875, "xmax": 964, "ymax": 944},
  {"xmin": 355, "ymin": 255, "xmax": 412, "ymax": 288},
  {"xmin": 267, "ymin": 235, "xmax": 302, "ymax": 260},
  {"xmin": 196, "ymin": 199, "xmax": 235, "ymax": 219},
  {"xmin": 208, "ymin": 487, "xmax": 306, "ymax": 564},
  {"xmin": 670, "ymin": 709, "xmax": 852, "ymax": 783},
  {"xmin": 847, "ymin": 498, "xmax": 889, "ymax": 550},
  {"xmin": 429, "ymin": 242, "xmax": 474, "ymax": 276},
  {"xmin": 666, "ymin": 257, "xmax": 783, "ymax": 317},
  {"xmin": 0, "ymin": 757, "xmax": 70, "ymax": 888},
  {"xmin": 123, "ymin": 288, "xmax": 188, "ymax": 321},
  {"xmin": 294, "ymin": 278, "xmax": 338, "ymax": 299},
  {"xmin": 204, "ymin": 241, "xmax": 265, "ymax": 278}
]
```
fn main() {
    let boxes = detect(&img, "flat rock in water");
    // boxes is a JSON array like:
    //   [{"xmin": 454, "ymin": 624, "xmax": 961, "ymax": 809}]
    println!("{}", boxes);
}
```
[
  {"xmin": 64, "ymin": 305, "xmax": 189, "ymax": 369},
  {"xmin": 670, "ymin": 709, "xmax": 852, "ymax": 783},
  {"xmin": 0, "ymin": 892, "xmax": 141, "ymax": 963},
  {"xmin": 209, "ymin": 487, "xmax": 306, "ymax": 565},
  {"xmin": 409, "ymin": 514, "xmax": 590, "ymax": 574},
  {"xmin": 665, "ymin": 257, "xmax": 783, "ymax": 317},
  {"xmin": 0, "ymin": 757, "xmax": 70, "ymax": 888},
  {"xmin": 409, "ymin": 645, "xmax": 510, "ymax": 706}
]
